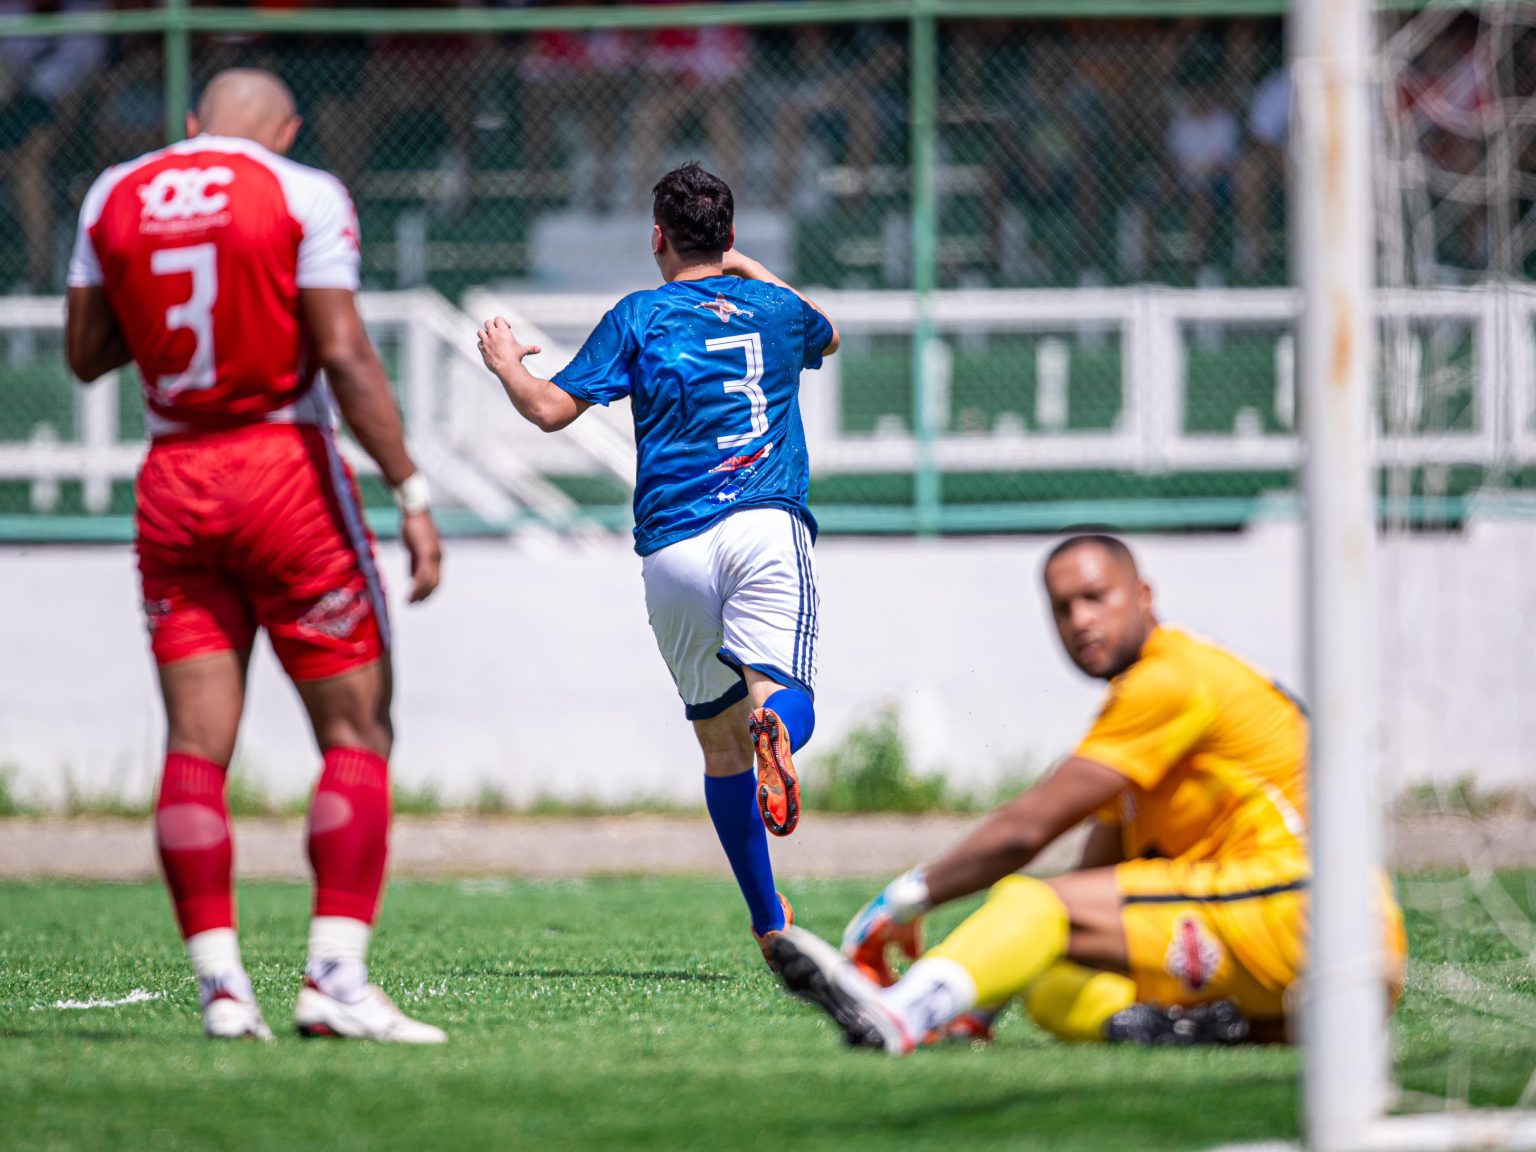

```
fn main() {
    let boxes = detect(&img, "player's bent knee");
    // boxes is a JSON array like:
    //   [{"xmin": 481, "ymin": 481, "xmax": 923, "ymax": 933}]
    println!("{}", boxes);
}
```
[
  {"xmin": 316, "ymin": 713, "xmax": 393, "ymax": 759},
  {"xmin": 694, "ymin": 703, "xmax": 754, "ymax": 771},
  {"xmin": 298, "ymin": 664, "xmax": 395, "ymax": 758},
  {"xmin": 1024, "ymin": 962, "xmax": 1136, "ymax": 1044},
  {"xmin": 988, "ymin": 873, "xmax": 1064, "ymax": 913},
  {"xmin": 164, "ymin": 737, "xmax": 237, "ymax": 769},
  {"xmin": 701, "ymin": 746, "xmax": 752, "ymax": 778}
]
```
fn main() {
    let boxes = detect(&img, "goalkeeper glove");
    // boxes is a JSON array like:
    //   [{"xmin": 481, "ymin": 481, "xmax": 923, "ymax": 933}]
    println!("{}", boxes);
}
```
[{"xmin": 841, "ymin": 867, "xmax": 932, "ymax": 986}]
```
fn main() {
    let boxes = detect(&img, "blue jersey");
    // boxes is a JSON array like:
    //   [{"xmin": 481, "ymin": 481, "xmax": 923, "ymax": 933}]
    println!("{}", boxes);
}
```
[{"xmin": 552, "ymin": 275, "xmax": 834, "ymax": 556}]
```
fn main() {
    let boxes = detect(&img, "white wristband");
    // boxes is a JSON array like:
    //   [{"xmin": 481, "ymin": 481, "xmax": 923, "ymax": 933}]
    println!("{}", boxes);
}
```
[
  {"xmin": 887, "ymin": 867, "xmax": 933, "ymax": 924},
  {"xmin": 392, "ymin": 472, "xmax": 430, "ymax": 516}
]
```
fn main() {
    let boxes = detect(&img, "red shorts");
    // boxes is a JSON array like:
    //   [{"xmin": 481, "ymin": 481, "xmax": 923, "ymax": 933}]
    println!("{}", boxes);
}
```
[{"xmin": 135, "ymin": 423, "xmax": 389, "ymax": 682}]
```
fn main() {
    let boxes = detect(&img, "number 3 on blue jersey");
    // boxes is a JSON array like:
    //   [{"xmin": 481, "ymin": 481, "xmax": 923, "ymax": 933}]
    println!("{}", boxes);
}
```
[{"xmin": 709, "ymin": 332, "xmax": 767, "ymax": 449}]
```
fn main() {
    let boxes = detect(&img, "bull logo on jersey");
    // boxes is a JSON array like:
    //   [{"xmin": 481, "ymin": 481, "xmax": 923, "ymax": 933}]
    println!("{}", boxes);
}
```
[
  {"xmin": 1164, "ymin": 914, "xmax": 1225, "ymax": 993},
  {"xmin": 694, "ymin": 294, "xmax": 755, "ymax": 323},
  {"xmin": 139, "ymin": 167, "xmax": 236, "ymax": 223}
]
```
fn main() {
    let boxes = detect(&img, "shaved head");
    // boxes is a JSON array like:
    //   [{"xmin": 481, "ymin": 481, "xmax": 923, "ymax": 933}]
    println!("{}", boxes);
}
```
[
  {"xmin": 1044, "ymin": 533, "xmax": 1140, "ymax": 581},
  {"xmin": 190, "ymin": 69, "xmax": 300, "ymax": 155}
]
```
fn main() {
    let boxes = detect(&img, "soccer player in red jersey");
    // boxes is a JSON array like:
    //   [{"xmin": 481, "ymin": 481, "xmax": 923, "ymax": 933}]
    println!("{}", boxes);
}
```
[{"xmin": 65, "ymin": 69, "xmax": 446, "ymax": 1044}]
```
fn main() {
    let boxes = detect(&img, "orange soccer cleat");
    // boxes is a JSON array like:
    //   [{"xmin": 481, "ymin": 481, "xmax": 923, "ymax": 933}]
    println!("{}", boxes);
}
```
[
  {"xmin": 749, "ymin": 707, "xmax": 801, "ymax": 837},
  {"xmin": 753, "ymin": 892, "xmax": 796, "ymax": 966}
]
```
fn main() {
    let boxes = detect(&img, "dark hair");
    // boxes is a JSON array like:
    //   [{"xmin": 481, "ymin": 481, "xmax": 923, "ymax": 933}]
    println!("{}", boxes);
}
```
[
  {"xmin": 652, "ymin": 162, "xmax": 734, "ymax": 256},
  {"xmin": 1043, "ymin": 533, "xmax": 1139, "ymax": 577}
]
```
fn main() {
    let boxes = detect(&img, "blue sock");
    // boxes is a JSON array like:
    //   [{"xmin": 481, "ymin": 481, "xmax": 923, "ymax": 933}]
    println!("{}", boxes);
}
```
[
  {"xmin": 764, "ymin": 687, "xmax": 816, "ymax": 753},
  {"xmin": 704, "ymin": 770, "xmax": 783, "ymax": 935}
]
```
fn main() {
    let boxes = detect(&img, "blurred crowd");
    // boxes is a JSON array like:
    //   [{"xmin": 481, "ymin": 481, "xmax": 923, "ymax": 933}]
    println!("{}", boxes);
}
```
[{"xmin": 0, "ymin": 2, "xmax": 1522, "ymax": 290}]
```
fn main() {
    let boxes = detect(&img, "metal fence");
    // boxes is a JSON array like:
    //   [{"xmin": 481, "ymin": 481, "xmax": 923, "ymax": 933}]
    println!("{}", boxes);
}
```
[{"xmin": 0, "ymin": 0, "xmax": 1523, "ymax": 539}]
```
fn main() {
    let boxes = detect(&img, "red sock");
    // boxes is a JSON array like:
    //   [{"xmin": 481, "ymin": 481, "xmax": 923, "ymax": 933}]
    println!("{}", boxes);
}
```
[
  {"xmin": 155, "ymin": 752, "xmax": 234, "ymax": 939},
  {"xmin": 308, "ymin": 746, "xmax": 390, "ymax": 924}
]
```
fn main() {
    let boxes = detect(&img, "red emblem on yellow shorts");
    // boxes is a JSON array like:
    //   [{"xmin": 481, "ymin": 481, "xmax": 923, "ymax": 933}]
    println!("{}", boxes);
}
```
[{"xmin": 1164, "ymin": 914, "xmax": 1224, "ymax": 993}]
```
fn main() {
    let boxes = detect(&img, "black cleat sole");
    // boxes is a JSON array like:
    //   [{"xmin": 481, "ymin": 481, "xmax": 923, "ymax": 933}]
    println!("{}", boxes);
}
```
[
  {"xmin": 1104, "ymin": 998, "xmax": 1251, "ymax": 1046},
  {"xmin": 769, "ymin": 936, "xmax": 889, "ymax": 1050}
]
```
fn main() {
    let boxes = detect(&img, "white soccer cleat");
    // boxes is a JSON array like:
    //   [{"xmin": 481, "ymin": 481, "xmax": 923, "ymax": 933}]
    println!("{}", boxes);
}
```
[
  {"xmin": 201, "ymin": 989, "xmax": 274, "ymax": 1042},
  {"xmin": 294, "ymin": 981, "xmax": 447, "ymax": 1045},
  {"xmin": 769, "ymin": 925, "xmax": 916, "ymax": 1055}
]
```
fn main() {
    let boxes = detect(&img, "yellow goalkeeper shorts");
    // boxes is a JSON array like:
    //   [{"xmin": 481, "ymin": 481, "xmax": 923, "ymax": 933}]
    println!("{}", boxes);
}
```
[{"xmin": 1115, "ymin": 854, "xmax": 1406, "ymax": 1023}]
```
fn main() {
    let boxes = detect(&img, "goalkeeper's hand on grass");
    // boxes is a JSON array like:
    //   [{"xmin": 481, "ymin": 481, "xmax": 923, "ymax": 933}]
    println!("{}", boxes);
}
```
[{"xmin": 841, "ymin": 868, "xmax": 932, "ymax": 986}]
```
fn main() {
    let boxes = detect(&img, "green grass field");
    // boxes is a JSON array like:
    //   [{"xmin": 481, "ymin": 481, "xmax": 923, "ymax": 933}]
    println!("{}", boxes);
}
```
[{"xmin": 1, "ymin": 874, "xmax": 1532, "ymax": 1152}]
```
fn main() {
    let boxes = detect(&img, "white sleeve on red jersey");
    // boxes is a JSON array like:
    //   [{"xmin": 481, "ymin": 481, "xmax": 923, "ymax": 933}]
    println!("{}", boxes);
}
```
[
  {"xmin": 66, "ymin": 164, "xmax": 122, "ymax": 288},
  {"xmin": 276, "ymin": 163, "xmax": 363, "ymax": 292}
]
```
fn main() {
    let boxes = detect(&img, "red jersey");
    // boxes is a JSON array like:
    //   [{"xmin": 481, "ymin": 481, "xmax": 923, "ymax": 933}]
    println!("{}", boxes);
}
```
[{"xmin": 68, "ymin": 135, "xmax": 361, "ymax": 436}]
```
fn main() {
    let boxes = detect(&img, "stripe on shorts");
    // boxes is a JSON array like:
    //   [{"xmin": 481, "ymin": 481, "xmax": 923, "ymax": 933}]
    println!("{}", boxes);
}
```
[
  {"xmin": 789, "ymin": 515, "xmax": 812, "ymax": 684},
  {"xmin": 806, "ymin": 519, "xmax": 818, "ymax": 683},
  {"xmin": 798, "ymin": 513, "xmax": 811, "ymax": 685},
  {"xmin": 1121, "ymin": 878, "xmax": 1309, "ymax": 906},
  {"xmin": 318, "ymin": 423, "xmax": 392, "ymax": 650},
  {"xmin": 795, "ymin": 516, "xmax": 818, "ymax": 685}
]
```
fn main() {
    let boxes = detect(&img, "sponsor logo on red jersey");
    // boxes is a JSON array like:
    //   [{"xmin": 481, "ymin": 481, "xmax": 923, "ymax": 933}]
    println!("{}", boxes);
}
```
[{"xmin": 137, "ymin": 167, "xmax": 235, "ymax": 234}]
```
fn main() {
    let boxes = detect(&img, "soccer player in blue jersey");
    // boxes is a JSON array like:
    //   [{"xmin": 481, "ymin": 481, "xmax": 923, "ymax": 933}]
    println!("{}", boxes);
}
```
[{"xmin": 477, "ymin": 162, "xmax": 839, "ymax": 959}]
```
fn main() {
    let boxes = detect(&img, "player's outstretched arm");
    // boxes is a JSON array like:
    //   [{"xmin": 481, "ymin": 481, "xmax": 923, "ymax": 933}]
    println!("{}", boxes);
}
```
[
  {"xmin": 65, "ymin": 286, "xmax": 133, "ymax": 382},
  {"xmin": 722, "ymin": 249, "xmax": 840, "ymax": 356},
  {"xmin": 300, "ymin": 287, "xmax": 442, "ymax": 603},
  {"xmin": 477, "ymin": 316, "xmax": 589, "ymax": 432},
  {"xmin": 840, "ymin": 758, "xmax": 1125, "ymax": 977},
  {"xmin": 922, "ymin": 757, "xmax": 1126, "ymax": 906}
]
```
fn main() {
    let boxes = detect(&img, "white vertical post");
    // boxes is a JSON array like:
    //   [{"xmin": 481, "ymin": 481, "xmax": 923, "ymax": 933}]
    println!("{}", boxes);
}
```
[
  {"xmin": 1138, "ymin": 294, "xmax": 1183, "ymax": 472},
  {"xmin": 1293, "ymin": 0, "xmax": 1386, "ymax": 1150},
  {"xmin": 1275, "ymin": 333, "xmax": 1297, "ymax": 430},
  {"xmin": 921, "ymin": 336, "xmax": 952, "ymax": 437},
  {"xmin": 78, "ymin": 371, "xmax": 118, "ymax": 514},
  {"xmin": 1035, "ymin": 338, "xmax": 1070, "ymax": 431},
  {"xmin": 799, "ymin": 356, "xmax": 842, "ymax": 458},
  {"xmin": 403, "ymin": 295, "xmax": 436, "ymax": 440}
]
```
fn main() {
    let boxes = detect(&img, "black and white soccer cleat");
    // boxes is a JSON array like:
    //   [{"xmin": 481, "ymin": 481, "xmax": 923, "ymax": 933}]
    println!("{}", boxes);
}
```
[
  {"xmin": 769, "ymin": 926, "xmax": 916, "ymax": 1054},
  {"xmin": 1104, "ymin": 999, "xmax": 1251, "ymax": 1046}
]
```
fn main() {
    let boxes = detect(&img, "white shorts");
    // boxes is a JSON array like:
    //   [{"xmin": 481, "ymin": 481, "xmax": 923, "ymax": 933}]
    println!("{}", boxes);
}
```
[{"xmin": 641, "ymin": 507, "xmax": 819, "ymax": 720}]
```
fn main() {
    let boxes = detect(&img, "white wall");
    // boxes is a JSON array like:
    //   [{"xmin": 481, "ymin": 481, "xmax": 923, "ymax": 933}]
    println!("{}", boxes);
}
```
[{"xmin": 1, "ymin": 521, "xmax": 1531, "ymax": 808}]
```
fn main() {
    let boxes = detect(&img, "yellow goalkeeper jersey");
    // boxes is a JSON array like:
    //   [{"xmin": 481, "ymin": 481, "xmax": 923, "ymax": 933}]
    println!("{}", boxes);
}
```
[{"xmin": 1076, "ymin": 626, "xmax": 1308, "ymax": 863}]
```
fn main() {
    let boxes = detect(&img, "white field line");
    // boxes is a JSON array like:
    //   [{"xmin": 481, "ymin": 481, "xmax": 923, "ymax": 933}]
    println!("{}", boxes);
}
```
[{"xmin": 35, "ymin": 988, "xmax": 164, "ymax": 1011}]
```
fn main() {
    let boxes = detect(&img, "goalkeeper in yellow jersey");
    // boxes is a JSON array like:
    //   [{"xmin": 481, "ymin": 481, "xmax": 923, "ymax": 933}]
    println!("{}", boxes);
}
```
[{"xmin": 770, "ymin": 533, "xmax": 1406, "ymax": 1051}]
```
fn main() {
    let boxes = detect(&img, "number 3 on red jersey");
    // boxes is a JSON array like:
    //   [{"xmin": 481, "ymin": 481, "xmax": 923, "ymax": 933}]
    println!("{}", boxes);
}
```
[{"xmin": 149, "ymin": 243, "xmax": 218, "ymax": 398}]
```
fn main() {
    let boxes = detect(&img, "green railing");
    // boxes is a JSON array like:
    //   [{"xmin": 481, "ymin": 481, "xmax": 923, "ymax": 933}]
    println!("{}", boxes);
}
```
[{"xmin": 0, "ymin": 1, "xmax": 1517, "ymax": 541}]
